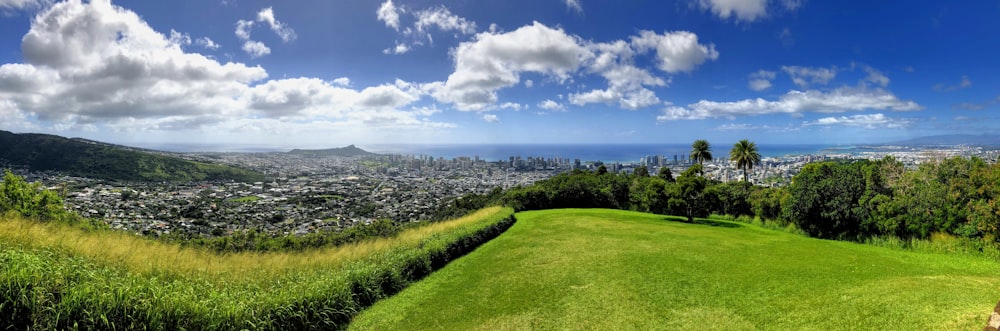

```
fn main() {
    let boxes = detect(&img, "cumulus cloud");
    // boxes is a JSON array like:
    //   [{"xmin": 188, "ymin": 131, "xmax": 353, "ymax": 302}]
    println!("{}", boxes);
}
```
[
  {"xmin": 0, "ymin": 0, "xmax": 451, "ymax": 134},
  {"xmin": 697, "ymin": 0, "xmax": 767, "ymax": 22},
  {"xmin": 482, "ymin": 114, "xmax": 499, "ymax": 122},
  {"xmin": 781, "ymin": 65, "xmax": 836, "ymax": 87},
  {"xmin": 538, "ymin": 99, "xmax": 566, "ymax": 111},
  {"xmin": 803, "ymin": 113, "xmax": 912, "ymax": 129},
  {"xmin": 432, "ymin": 21, "xmax": 588, "ymax": 110},
  {"xmin": 631, "ymin": 30, "xmax": 719, "ymax": 73},
  {"xmin": 413, "ymin": 6, "xmax": 476, "ymax": 36},
  {"xmin": 933, "ymin": 75, "xmax": 972, "ymax": 92},
  {"xmin": 564, "ymin": 0, "xmax": 583, "ymax": 13},
  {"xmin": 195, "ymin": 37, "xmax": 220, "ymax": 50},
  {"xmin": 257, "ymin": 7, "xmax": 297, "ymax": 42},
  {"xmin": 569, "ymin": 40, "xmax": 667, "ymax": 109},
  {"xmin": 233, "ymin": 7, "xmax": 295, "ymax": 58},
  {"xmin": 376, "ymin": 0, "xmax": 402, "ymax": 31},
  {"xmin": 696, "ymin": 0, "xmax": 804, "ymax": 22},
  {"xmin": 747, "ymin": 70, "xmax": 776, "ymax": 91},
  {"xmin": 378, "ymin": 1, "xmax": 476, "ymax": 55},
  {"xmin": 657, "ymin": 86, "xmax": 922, "ymax": 121}
]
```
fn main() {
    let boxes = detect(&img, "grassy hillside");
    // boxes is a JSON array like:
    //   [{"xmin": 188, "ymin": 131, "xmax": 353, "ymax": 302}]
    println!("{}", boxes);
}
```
[
  {"xmin": 351, "ymin": 209, "xmax": 1000, "ymax": 330},
  {"xmin": 0, "ymin": 130, "xmax": 264, "ymax": 182},
  {"xmin": 0, "ymin": 206, "xmax": 514, "ymax": 330}
]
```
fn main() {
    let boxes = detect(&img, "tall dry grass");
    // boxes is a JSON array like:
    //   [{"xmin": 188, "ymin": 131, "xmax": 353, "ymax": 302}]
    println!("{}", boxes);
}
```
[{"xmin": 0, "ymin": 206, "xmax": 506, "ymax": 282}]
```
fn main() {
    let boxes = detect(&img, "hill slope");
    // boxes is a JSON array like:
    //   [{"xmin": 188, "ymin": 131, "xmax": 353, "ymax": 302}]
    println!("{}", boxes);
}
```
[
  {"xmin": 351, "ymin": 209, "xmax": 1000, "ymax": 330},
  {"xmin": 0, "ymin": 130, "xmax": 264, "ymax": 182}
]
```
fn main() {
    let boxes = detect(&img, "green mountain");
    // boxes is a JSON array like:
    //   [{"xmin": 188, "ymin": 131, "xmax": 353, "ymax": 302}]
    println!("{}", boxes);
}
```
[
  {"xmin": 0, "ymin": 131, "xmax": 265, "ymax": 182},
  {"xmin": 288, "ymin": 144, "xmax": 374, "ymax": 157}
]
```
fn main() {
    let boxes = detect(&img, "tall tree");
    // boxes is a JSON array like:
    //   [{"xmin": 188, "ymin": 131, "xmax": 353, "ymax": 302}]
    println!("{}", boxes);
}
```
[
  {"xmin": 729, "ymin": 139, "xmax": 761, "ymax": 182},
  {"xmin": 690, "ymin": 140, "xmax": 713, "ymax": 167}
]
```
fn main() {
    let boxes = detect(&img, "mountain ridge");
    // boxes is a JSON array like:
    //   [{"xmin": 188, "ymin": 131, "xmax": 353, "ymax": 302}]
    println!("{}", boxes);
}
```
[{"xmin": 0, "ymin": 130, "xmax": 265, "ymax": 182}]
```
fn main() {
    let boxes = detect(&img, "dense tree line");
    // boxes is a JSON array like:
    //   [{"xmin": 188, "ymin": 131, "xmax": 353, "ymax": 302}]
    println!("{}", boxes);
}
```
[{"xmin": 502, "ymin": 155, "xmax": 1000, "ymax": 247}]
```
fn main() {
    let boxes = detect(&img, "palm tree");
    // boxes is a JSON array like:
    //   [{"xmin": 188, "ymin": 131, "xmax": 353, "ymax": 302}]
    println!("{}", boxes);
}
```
[
  {"xmin": 729, "ymin": 139, "xmax": 761, "ymax": 182},
  {"xmin": 689, "ymin": 139, "xmax": 712, "ymax": 167}
]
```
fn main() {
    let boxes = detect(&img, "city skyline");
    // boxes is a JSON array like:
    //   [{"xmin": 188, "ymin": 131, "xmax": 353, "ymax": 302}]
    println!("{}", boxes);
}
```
[{"xmin": 1, "ymin": 0, "xmax": 998, "ymax": 149}]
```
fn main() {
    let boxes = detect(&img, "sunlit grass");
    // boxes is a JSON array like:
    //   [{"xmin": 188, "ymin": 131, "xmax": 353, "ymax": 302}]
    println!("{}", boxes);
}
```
[{"xmin": 351, "ymin": 208, "xmax": 1000, "ymax": 330}]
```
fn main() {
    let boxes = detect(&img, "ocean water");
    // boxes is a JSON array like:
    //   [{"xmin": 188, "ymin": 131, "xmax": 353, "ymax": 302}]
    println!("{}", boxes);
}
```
[{"xmin": 366, "ymin": 144, "xmax": 834, "ymax": 163}]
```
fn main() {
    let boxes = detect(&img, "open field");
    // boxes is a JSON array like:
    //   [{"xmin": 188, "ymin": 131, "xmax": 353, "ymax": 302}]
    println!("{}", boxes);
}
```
[
  {"xmin": 351, "ymin": 208, "xmax": 1000, "ymax": 330},
  {"xmin": 0, "ymin": 206, "xmax": 514, "ymax": 330}
]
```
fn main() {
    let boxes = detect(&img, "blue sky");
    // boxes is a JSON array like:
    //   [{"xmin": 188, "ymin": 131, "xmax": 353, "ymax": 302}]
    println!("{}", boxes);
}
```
[{"xmin": 0, "ymin": 0, "xmax": 998, "ymax": 149}]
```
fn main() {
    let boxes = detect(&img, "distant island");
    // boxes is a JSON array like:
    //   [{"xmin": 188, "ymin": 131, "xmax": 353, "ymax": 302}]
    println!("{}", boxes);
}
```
[
  {"xmin": 0, "ymin": 130, "xmax": 264, "ymax": 182},
  {"xmin": 288, "ymin": 144, "xmax": 374, "ymax": 157}
]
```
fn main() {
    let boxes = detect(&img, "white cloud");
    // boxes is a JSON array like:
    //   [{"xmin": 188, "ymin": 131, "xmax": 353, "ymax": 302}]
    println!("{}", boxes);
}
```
[
  {"xmin": 538, "ymin": 99, "xmax": 565, "ymax": 111},
  {"xmin": 524, "ymin": 80, "xmax": 534, "ymax": 88},
  {"xmin": 803, "ymin": 113, "xmax": 912, "ymax": 129},
  {"xmin": 499, "ymin": 102, "xmax": 522, "ymax": 110},
  {"xmin": 568, "ymin": 39, "xmax": 667, "ymax": 109},
  {"xmin": 432, "ymin": 21, "xmax": 589, "ymax": 111},
  {"xmin": 413, "ymin": 6, "xmax": 476, "ymax": 36},
  {"xmin": 377, "ymin": 0, "xmax": 402, "ymax": 31},
  {"xmin": 697, "ymin": 0, "xmax": 767, "ymax": 22},
  {"xmin": 331, "ymin": 77, "xmax": 351, "ymax": 87},
  {"xmin": 0, "ymin": 0, "xmax": 50, "ymax": 10},
  {"xmin": 747, "ymin": 70, "xmax": 776, "ymax": 91},
  {"xmin": 235, "ymin": 19, "xmax": 254, "ymax": 40},
  {"xmin": 168, "ymin": 29, "xmax": 191, "ymax": 47},
  {"xmin": 242, "ymin": 40, "xmax": 270, "ymax": 58},
  {"xmin": 0, "ymin": 0, "xmax": 452, "ymax": 135},
  {"xmin": 482, "ymin": 114, "xmax": 499, "ymax": 122},
  {"xmin": 631, "ymin": 30, "xmax": 719, "ymax": 73},
  {"xmin": 195, "ymin": 37, "xmax": 220, "ymax": 50},
  {"xmin": 657, "ymin": 86, "xmax": 922, "ymax": 121},
  {"xmin": 233, "ymin": 7, "xmax": 295, "ymax": 58},
  {"xmin": 379, "ymin": 2, "xmax": 476, "ymax": 55},
  {"xmin": 257, "ymin": 7, "xmax": 297, "ymax": 42},
  {"xmin": 564, "ymin": 0, "xmax": 583, "ymax": 13},
  {"xmin": 781, "ymin": 65, "xmax": 837, "ymax": 87},
  {"xmin": 383, "ymin": 42, "xmax": 410, "ymax": 54}
]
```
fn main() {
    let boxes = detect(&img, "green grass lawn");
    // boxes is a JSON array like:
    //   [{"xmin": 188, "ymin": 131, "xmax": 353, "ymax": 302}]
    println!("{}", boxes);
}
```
[{"xmin": 350, "ymin": 208, "xmax": 1000, "ymax": 330}]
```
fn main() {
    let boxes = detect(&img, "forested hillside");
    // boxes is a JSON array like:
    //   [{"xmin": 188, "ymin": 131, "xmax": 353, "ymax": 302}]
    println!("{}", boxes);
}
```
[{"xmin": 0, "ymin": 130, "xmax": 264, "ymax": 182}]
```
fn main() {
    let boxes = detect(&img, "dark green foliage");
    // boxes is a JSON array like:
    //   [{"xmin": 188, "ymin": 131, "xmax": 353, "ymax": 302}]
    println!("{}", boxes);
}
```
[
  {"xmin": 503, "ymin": 170, "xmax": 629, "ymax": 211},
  {"xmin": 657, "ymin": 167, "xmax": 674, "ymax": 182},
  {"xmin": 0, "ymin": 130, "xmax": 264, "ymax": 182},
  {"xmin": 632, "ymin": 166, "xmax": 649, "ymax": 178},
  {"xmin": 667, "ymin": 165, "xmax": 713, "ymax": 222},
  {"xmin": 749, "ymin": 186, "xmax": 786, "ymax": 221},
  {"xmin": 0, "ymin": 170, "xmax": 79, "ymax": 224},
  {"xmin": 711, "ymin": 181, "xmax": 754, "ymax": 217},
  {"xmin": 172, "ymin": 218, "xmax": 403, "ymax": 253},
  {"xmin": 782, "ymin": 160, "xmax": 883, "ymax": 239}
]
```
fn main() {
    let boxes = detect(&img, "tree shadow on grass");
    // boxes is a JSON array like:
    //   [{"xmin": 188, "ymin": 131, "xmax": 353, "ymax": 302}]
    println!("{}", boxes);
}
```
[{"xmin": 661, "ymin": 216, "xmax": 743, "ymax": 228}]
